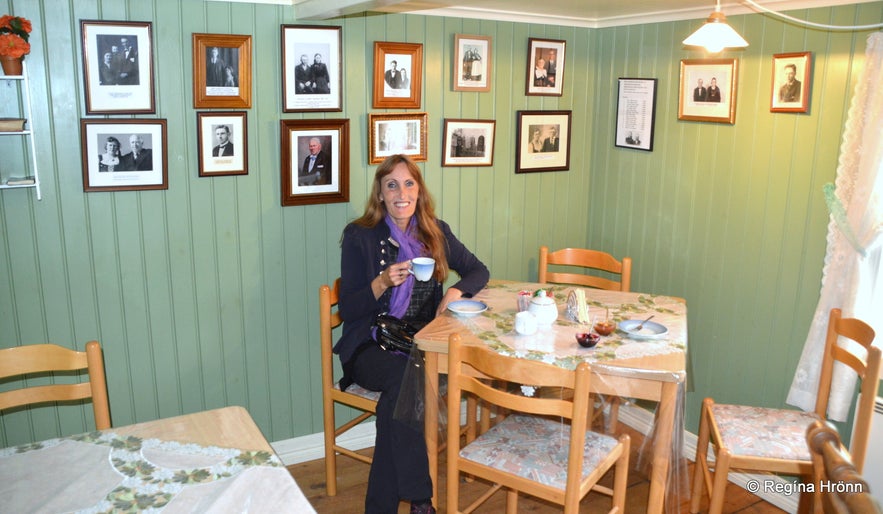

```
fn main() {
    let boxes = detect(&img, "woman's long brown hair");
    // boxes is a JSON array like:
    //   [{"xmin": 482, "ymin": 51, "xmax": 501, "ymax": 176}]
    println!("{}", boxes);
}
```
[{"xmin": 352, "ymin": 154, "xmax": 448, "ymax": 282}]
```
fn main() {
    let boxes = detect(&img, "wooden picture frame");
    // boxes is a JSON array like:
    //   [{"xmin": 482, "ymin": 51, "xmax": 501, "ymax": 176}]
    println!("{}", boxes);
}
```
[
  {"xmin": 192, "ymin": 33, "xmax": 252, "ymax": 109},
  {"xmin": 80, "ymin": 119, "xmax": 168, "ymax": 192},
  {"xmin": 368, "ymin": 112, "xmax": 428, "ymax": 164},
  {"xmin": 771, "ymin": 52, "xmax": 811, "ymax": 113},
  {"xmin": 453, "ymin": 34, "xmax": 491, "ymax": 92},
  {"xmin": 678, "ymin": 58, "xmax": 738, "ymax": 124},
  {"xmin": 373, "ymin": 42, "xmax": 423, "ymax": 109},
  {"xmin": 515, "ymin": 110, "xmax": 571, "ymax": 173},
  {"xmin": 197, "ymin": 112, "xmax": 247, "ymax": 177},
  {"xmin": 281, "ymin": 25, "xmax": 342, "ymax": 113},
  {"xmin": 526, "ymin": 37, "xmax": 565, "ymax": 97},
  {"xmin": 80, "ymin": 20, "xmax": 155, "ymax": 114},
  {"xmin": 615, "ymin": 78, "xmax": 657, "ymax": 152},
  {"xmin": 280, "ymin": 119, "xmax": 350, "ymax": 206},
  {"xmin": 442, "ymin": 119, "xmax": 495, "ymax": 167}
]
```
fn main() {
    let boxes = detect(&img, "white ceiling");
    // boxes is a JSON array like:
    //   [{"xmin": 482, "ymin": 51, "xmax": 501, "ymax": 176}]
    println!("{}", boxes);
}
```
[{"xmin": 286, "ymin": 0, "xmax": 877, "ymax": 27}]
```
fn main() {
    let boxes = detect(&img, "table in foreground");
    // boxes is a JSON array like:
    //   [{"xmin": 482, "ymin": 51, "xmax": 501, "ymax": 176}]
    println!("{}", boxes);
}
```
[
  {"xmin": 415, "ymin": 280, "xmax": 688, "ymax": 514},
  {"xmin": 0, "ymin": 406, "xmax": 316, "ymax": 513}
]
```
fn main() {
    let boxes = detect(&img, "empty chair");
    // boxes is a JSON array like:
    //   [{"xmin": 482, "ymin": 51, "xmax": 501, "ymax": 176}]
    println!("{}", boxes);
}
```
[
  {"xmin": 0, "ymin": 340, "xmax": 111, "ymax": 430},
  {"xmin": 806, "ymin": 420, "xmax": 882, "ymax": 514},
  {"xmin": 539, "ymin": 245, "xmax": 632, "ymax": 292},
  {"xmin": 446, "ymin": 333, "xmax": 630, "ymax": 514},
  {"xmin": 690, "ymin": 308, "xmax": 880, "ymax": 514},
  {"xmin": 320, "ymin": 279, "xmax": 380, "ymax": 496}
]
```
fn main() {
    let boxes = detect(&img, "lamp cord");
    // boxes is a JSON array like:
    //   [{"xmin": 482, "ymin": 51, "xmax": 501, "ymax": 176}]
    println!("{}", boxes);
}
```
[{"xmin": 743, "ymin": 0, "xmax": 883, "ymax": 31}]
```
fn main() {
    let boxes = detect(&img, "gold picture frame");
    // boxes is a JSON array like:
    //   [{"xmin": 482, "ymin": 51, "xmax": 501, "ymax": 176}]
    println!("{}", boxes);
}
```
[
  {"xmin": 678, "ymin": 58, "xmax": 738, "ymax": 124},
  {"xmin": 368, "ymin": 112, "xmax": 428, "ymax": 164}
]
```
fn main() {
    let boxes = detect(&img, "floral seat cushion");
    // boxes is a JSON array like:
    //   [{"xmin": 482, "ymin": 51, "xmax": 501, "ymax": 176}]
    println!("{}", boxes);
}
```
[
  {"xmin": 458, "ymin": 414, "xmax": 619, "ymax": 490},
  {"xmin": 335, "ymin": 382, "xmax": 381, "ymax": 402},
  {"xmin": 711, "ymin": 404, "xmax": 820, "ymax": 461}
]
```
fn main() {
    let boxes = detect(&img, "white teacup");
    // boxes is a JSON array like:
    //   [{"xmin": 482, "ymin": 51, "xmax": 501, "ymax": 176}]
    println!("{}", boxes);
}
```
[
  {"xmin": 409, "ymin": 257, "xmax": 435, "ymax": 281},
  {"xmin": 515, "ymin": 311, "xmax": 538, "ymax": 335}
]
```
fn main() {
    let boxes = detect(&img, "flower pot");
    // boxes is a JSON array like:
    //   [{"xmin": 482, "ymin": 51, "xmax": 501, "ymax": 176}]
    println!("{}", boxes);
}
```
[{"xmin": 0, "ymin": 55, "xmax": 23, "ymax": 76}]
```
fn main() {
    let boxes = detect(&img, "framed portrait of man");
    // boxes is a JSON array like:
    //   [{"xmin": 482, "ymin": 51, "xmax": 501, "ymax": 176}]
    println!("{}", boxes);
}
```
[
  {"xmin": 770, "ymin": 52, "xmax": 811, "ymax": 113},
  {"xmin": 280, "ymin": 119, "xmax": 350, "ymax": 206},
  {"xmin": 197, "ymin": 111, "xmax": 247, "ymax": 177}
]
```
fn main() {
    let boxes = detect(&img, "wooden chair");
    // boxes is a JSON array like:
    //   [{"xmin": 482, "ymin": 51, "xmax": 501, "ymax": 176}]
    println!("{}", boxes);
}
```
[
  {"xmin": 0, "ymin": 340, "xmax": 111, "ymax": 430},
  {"xmin": 806, "ymin": 420, "xmax": 882, "ymax": 514},
  {"xmin": 538, "ymin": 245, "xmax": 632, "ymax": 292},
  {"xmin": 320, "ymin": 279, "xmax": 380, "ymax": 496},
  {"xmin": 446, "ymin": 333, "xmax": 630, "ymax": 514},
  {"xmin": 690, "ymin": 308, "xmax": 880, "ymax": 514},
  {"xmin": 539, "ymin": 245, "xmax": 633, "ymax": 430}
]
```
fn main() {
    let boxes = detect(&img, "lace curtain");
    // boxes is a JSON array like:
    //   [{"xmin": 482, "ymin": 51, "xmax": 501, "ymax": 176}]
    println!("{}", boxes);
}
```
[{"xmin": 787, "ymin": 32, "xmax": 883, "ymax": 421}]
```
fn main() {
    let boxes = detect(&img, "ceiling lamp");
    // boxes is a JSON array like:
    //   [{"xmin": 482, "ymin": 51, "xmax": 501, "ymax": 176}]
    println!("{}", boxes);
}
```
[{"xmin": 683, "ymin": 0, "xmax": 749, "ymax": 54}]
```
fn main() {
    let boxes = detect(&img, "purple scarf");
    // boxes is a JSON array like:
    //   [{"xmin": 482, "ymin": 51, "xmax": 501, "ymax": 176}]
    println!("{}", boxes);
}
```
[{"xmin": 385, "ymin": 214, "xmax": 425, "ymax": 318}]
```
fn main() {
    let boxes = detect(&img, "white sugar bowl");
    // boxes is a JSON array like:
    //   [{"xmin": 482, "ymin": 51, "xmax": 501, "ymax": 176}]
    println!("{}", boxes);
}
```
[{"xmin": 528, "ymin": 290, "xmax": 558, "ymax": 326}]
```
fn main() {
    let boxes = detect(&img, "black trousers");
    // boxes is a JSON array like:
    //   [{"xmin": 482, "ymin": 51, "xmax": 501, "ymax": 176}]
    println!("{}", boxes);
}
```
[{"xmin": 350, "ymin": 344, "xmax": 433, "ymax": 513}]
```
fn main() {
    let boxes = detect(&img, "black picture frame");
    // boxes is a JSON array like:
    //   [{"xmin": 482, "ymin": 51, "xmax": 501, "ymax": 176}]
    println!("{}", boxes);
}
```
[
  {"xmin": 515, "ymin": 110, "xmax": 571, "ymax": 173},
  {"xmin": 614, "ymin": 78, "xmax": 657, "ymax": 152}
]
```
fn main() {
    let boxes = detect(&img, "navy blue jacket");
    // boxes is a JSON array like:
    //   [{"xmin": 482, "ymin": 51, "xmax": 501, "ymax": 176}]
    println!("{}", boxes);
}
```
[{"xmin": 334, "ymin": 219, "xmax": 489, "ymax": 364}]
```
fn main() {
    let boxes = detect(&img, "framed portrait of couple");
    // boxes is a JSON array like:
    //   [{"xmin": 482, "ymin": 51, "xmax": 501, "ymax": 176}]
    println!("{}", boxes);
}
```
[
  {"xmin": 373, "ymin": 42, "xmax": 423, "ymax": 109},
  {"xmin": 80, "ymin": 119, "xmax": 168, "ymax": 192},
  {"xmin": 80, "ymin": 20, "xmax": 155, "ymax": 114},
  {"xmin": 281, "ymin": 25, "xmax": 343, "ymax": 113},
  {"xmin": 678, "ymin": 58, "xmax": 738, "ymax": 124},
  {"xmin": 526, "ymin": 38, "xmax": 565, "ymax": 97},
  {"xmin": 515, "ymin": 110, "xmax": 572, "ymax": 173},
  {"xmin": 192, "ymin": 33, "xmax": 252, "ymax": 109}
]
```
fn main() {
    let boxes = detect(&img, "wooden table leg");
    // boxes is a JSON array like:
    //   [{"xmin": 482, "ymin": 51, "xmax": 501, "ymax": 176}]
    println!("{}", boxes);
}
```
[
  {"xmin": 647, "ymin": 380, "xmax": 677, "ymax": 514},
  {"xmin": 424, "ymin": 350, "xmax": 440, "ymax": 506}
]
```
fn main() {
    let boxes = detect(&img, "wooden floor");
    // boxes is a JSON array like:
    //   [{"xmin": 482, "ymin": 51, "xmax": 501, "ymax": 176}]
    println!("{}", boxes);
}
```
[{"xmin": 288, "ymin": 423, "xmax": 788, "ymax": 513}]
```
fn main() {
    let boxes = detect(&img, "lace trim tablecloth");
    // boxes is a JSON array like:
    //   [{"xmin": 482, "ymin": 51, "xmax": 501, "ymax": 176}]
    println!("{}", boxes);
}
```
[
  {"xmin": 463, "ymin": 281, "xmax": 688, "ymax": 370},
  {"xmin": 0, "ymin": 431, "xmax": 315, "ymax": 513}
]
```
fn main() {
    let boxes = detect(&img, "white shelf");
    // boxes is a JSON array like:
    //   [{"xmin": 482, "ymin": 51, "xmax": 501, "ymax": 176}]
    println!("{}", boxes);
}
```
[{"xmin": 1, "ymin": 62, "xmax": 41, "ymax": 200}]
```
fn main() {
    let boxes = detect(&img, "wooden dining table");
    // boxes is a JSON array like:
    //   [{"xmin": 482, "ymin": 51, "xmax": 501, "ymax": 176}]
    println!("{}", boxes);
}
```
[
  {"xmin": 0, "ymin": 406, "xmax": 316, "ymax": 513},
  {"xmin": 415, "ymin": 280, "xmax": 688, "ymax": 514}
]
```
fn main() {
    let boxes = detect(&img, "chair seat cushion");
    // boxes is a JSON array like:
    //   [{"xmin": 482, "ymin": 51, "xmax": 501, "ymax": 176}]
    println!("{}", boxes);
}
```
[
  {"xmin": 335, "ymin": 382, "xmax": 381, "ymax": 402},
  {"xmin": 711, "ymin": 404, "xmax": 820, "ymax": 461},
  {"xmin": 459, "ymin": 414, "xmax": 619, "ymax": 490}
]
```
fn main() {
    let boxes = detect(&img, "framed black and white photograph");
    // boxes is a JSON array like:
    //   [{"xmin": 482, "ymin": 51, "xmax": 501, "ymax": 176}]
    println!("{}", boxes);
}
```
[
  {"xmin": 80, "ymin": 119, "xmax": 167, "ymax": 192},
  {"xmin": 80, "ymin": 20, "xmax": 155, "ymax": 114},
  {"xmin": 442, "ymin": 119, "xmax": 495, "ymax": 167},
  {"xmin": 373, "ymin": 42, "xmax": 423, "ymax": 109},
  {"xmin": 368, "ymin": 112, "xmax": 428, "ymax": 164},
  {"xmin": 515, "ymin": 110, "xmax": 571, "ymax": 173},
  {"xmin": 192, "ymin": 33, "xmax": 252, "ymax": 109},
  {"xmin": 280, "ymin": 119, "xmax": 350, "ymax": 206},
  {"xmin": 615, "ymin": 78, "xmax": 657, "ymax": 152},
  {"xmin": 453, "ymin": 34, "xmax": 491, "ymax": 92},
  {"xmin": 197, "ymin": 112, "xmax": 247, "ymax": 177},
  {"xmin": 770, "ymin": 52, "xmax": 811, "ymax": 113},
  {"xmin": 526, "ymin": 37, "xmax": 565, "ymax": 97},
  {"xmin": 678, "ymin": 58, "xmax": 738, "ymax": 124},
  {"xmin": 281, "ymin": 25, "xmax": 342, "ymax": 113}
]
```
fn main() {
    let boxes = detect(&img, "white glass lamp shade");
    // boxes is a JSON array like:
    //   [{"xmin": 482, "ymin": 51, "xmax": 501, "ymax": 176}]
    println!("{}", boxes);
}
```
[{"xmin": 683, "ymin": 11, "xmax": 749, "ymax": 53}]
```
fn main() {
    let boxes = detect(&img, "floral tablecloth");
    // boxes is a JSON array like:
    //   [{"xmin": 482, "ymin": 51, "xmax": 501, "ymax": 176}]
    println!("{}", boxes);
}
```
[
  {"xmin": 461, "ymin": 281, "xmax": 688, "ymax": 371},
  {"xmin": 0, "ymin": 431, "xmax": 315, "ymax": 513}
]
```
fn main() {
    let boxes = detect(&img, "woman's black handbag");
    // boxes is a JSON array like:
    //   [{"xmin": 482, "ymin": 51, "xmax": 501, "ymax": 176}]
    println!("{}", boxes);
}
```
[{"xmin": 373, "ymin": 314, "xmax": 418, "ymax": 353}]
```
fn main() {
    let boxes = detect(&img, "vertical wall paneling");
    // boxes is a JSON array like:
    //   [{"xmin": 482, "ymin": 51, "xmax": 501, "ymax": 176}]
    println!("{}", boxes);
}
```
[{"xmin": 1, "ymin": 0, "xmax": 881, "ymax": 447}]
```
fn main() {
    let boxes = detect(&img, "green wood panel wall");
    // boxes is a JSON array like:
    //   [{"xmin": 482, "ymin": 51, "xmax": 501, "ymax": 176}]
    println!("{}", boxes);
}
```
[
  {"xmin": 1, "ymin": 0, "xmax": 880, "ymax": 446},
  {"xmin": 589, "ymin": 3, "xmax": 883, "ymax": 431}
]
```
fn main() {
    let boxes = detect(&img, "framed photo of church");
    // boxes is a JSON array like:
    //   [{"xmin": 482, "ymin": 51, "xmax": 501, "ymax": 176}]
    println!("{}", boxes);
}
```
[
  {"xmin": 192, "ymin": 33, "xmax": 252, "ymax": 109},
  {"xmin": 373, "ymin": 42, "xmax": 423, "ymax": 109},
  {"xmin": 197, "ymin": 112, "xmax": 247, "ymax": 177},
  {"xmin": 280, "ymin": 118, "xmax": 350, "ymax": 206},
  {"xmin": 770, "ymin": 52, "xmax": 811, "ymax": 113},
  {"xmin": 368, "ymin": 112, "xmax": 428, "ymax": 164},
  {"xmin": 281, "ymin": 25, "xmax": 342, "ymax": 113},
  {"xmin": 678, "ymin": 58, "xmax": 738, "ymax": 124}
]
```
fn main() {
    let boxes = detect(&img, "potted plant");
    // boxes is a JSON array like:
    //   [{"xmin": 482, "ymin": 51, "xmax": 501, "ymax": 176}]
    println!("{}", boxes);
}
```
[{"xmin": 0, "ymin": 14, "xmax": 31, "ymax": 76}]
